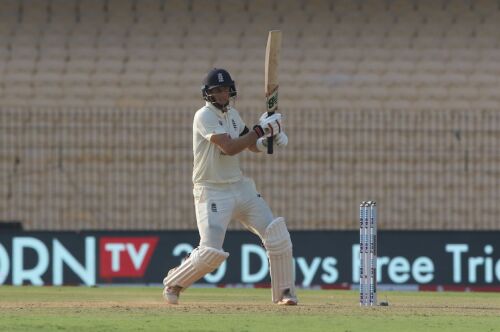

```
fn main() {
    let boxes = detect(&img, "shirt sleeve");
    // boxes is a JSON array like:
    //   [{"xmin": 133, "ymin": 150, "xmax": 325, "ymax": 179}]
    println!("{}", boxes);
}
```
[
  {"xmin": 195, "ymin": 108, "xmax": 227, "ymax": 140},
  {"xmin": 232, "ymin": 109, "xmax": 247, "ymax": 135},
  {"xmin": 240, "ymin": 126, "xmax": 249, "ymax": 136}
]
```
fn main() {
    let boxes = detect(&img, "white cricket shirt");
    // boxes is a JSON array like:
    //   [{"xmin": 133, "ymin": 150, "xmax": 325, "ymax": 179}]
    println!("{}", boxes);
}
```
[{"xmin": 192, "ymin": 102, "xmax": 247, "ymax": 185}]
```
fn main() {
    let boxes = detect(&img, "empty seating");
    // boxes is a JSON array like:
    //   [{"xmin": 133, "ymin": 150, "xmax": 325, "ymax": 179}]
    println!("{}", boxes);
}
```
[
  {"xmin": 21, "ymin": 0, "xmax": 49, "ymax": 24},
  {"xmin": 1, "ymin": 0, "xmax": 500, "ymax": 231}
]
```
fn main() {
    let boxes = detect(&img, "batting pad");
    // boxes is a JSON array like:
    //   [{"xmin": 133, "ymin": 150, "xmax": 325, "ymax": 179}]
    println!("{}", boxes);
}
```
[
  {"xmin": 263, "ymin": 217, "xmax": 296, "ymax": 303},
  {"xmin": 163, "ymin": 246, "xmax": 229, "ymax": 288}
]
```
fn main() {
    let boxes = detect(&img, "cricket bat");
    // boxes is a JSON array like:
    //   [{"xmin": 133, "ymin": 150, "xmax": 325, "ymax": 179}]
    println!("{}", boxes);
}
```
[{"xmin": 264, "ymin": 30, "xmax": 282, "ymax": 154}]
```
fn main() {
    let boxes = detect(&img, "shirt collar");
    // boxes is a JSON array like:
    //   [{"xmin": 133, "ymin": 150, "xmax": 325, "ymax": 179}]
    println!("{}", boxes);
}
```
[{"xmin": 206, "ymin": 102, "xmax": 229, "ymax": 117}]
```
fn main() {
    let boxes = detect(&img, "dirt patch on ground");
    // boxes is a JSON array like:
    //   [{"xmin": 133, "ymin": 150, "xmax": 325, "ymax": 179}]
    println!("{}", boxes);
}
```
[{"xmin": 1, "ymin": 300, "xmax": 499, "ymax": 317}]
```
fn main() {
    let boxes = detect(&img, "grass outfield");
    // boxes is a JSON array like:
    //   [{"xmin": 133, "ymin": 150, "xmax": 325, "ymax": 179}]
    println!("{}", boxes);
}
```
[{"xmin": 0, "ymin": 287, "xmax": 499, "ymax": 332}]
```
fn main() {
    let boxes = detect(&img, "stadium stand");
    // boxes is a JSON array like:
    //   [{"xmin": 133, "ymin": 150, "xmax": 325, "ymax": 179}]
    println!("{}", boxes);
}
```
[
  {"xmin": 1, "ymin": 0, "xmax": 498, "ymax": 109},
  {"xmin": 1, "ymin": 0, "xmax": 500, "ymax": 231}
]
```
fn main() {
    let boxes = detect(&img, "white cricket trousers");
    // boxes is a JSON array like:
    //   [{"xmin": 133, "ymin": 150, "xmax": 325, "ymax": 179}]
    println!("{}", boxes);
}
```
[{"xmin": 193, "ymin": 177, "xmax": 274, "ymax": 250}]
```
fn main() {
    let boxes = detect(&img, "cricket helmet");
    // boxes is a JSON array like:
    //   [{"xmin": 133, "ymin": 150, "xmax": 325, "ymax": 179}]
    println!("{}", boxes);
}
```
[{"xmin": 201, "ymin": 68, "xmax": 237, "ymax": 103}]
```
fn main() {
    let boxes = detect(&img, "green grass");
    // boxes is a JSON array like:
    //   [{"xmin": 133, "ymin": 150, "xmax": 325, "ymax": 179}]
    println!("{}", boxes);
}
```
[{"xmin": 0, "ymin": 287, "xmax": 499, "ymax": 332}]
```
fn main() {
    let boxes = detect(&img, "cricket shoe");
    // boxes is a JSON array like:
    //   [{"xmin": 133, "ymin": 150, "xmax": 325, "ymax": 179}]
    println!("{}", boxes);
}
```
[
  {"xmin": 277, "ymin": 289, "xmax": 298, "ymax": 306},
  {"xmin": 163, "ymin": 285, "xmax": 182, "ymax": 305}
]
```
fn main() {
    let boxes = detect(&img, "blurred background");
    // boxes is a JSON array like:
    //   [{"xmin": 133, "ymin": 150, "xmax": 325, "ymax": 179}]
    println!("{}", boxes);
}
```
[{"xmin": 1, "ymin": 0, "xmax": 500, "ymax": 231}]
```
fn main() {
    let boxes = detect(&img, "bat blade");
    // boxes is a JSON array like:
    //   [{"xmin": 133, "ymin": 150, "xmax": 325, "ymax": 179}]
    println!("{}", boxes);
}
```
[{"xmin": 264, "ymin": 30, "xmax": 282, "ymax": 154}]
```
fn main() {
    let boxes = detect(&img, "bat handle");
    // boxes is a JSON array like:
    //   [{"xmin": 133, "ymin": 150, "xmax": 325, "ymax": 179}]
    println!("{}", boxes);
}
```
[
  {"xmin": 267, "ymin": 111, "xmax": 274, "ymax": 154},
  {"xmin": 267, "ymin": 136, "xmax": 274, "ymax": 154}
]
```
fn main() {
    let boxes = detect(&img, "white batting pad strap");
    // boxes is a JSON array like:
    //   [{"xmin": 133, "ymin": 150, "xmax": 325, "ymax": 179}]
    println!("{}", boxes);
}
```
[
  {"xmin": 263, "ymin": 217, "xmax": 296, "ymax": 303},
  {"xmin": 163, "ymin": 246, "xmax": 229, "ymax": 288}
]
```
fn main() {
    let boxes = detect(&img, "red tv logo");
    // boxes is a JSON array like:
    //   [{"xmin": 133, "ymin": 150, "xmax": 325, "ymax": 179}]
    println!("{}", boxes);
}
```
[{"xmin": 99, "ymin": 237, "xmax": 159, "ymax": 278}]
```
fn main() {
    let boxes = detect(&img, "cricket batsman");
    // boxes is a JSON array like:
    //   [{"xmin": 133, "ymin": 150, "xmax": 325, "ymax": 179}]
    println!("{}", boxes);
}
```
[{"xmin": 162, "ymin": 68, "xmax": 297, "ymax": 305}]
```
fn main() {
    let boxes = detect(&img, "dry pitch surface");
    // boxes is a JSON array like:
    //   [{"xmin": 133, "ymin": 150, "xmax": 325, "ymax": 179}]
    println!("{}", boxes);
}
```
[{"xmin": 0, "ymin": 286, "xmax": 499, "ymax": 332}]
